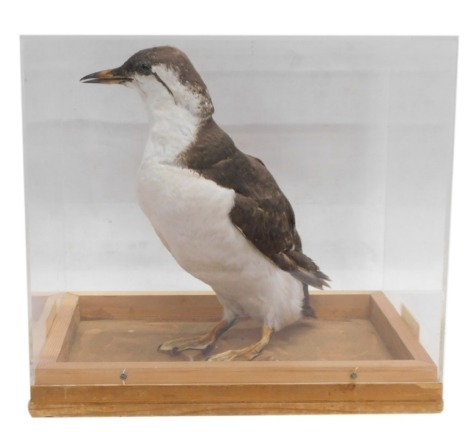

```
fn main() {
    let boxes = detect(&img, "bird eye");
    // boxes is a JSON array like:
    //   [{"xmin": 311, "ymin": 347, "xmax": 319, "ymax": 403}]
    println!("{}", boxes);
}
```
[{"xmin": 138, "ymin": 62, "xmax": 151, "ymax": 74}]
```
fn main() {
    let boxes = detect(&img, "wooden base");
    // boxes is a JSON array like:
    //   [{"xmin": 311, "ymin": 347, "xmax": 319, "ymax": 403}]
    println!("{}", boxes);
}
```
[
  {"xmin": 30, "ymin": 382, "xmax": 442, "ymax": 416},
  {"xmin": 29, "ymin": 291, "xmax": 442, "ymax": 416}
]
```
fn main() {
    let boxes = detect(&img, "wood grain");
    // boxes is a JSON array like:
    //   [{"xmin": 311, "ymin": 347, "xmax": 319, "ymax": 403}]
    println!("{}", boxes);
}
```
[
  {"xmin": 31, "ymin": 291, "xmax": 441, "ymax": 415},
  {"xmin": 35, "ymin": 359, "xmax": 437, "ymax": 386},
  {"xmin": 37, "ymin": 294, "xmax": 79, "ymax": 363},
  {"xmin": 29, "ymin": 382, "xmax": 443, "ymax": 416},
  {"xmin": 370, "ymin": 292, "xmax": 435, "ymax": 363}
]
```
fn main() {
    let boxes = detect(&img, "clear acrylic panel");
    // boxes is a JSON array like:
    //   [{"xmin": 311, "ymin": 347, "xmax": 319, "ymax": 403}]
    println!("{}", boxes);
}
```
[{"xmin": 22, "ymin": 36, "xmax": 457, "ymax": 414}]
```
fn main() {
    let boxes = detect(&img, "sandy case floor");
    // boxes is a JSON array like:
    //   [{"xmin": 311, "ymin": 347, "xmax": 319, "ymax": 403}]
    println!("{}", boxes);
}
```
[{"xmin": 65, "ymin": 316, "xmax": 393, "ymax": 362}]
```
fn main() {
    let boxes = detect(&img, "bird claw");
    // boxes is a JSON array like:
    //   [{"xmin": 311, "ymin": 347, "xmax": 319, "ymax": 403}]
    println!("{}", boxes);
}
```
[
  {"xmin": 158, "ymin": 337, "xmax": 212, "ymax": 354},
  {"xmin": 207, "ymin": 326, "xmax": 273, "ymax": 361},
  {"xmin": 158, "ymin": 319, "xmax": 237, "ymax": 357}
]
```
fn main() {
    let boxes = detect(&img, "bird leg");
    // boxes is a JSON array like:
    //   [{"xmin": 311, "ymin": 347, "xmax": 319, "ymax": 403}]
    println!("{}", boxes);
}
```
[
  {"xmin": 208, "ymin": 325, "xmax": 274, "ymax": 361},
  {"xmin": 158, "ymin": 318, "xmax": 237, "ymax": 355}
]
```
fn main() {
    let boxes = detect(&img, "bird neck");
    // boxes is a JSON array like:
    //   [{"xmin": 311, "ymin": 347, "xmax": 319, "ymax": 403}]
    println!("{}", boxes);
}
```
[{"xmin": 142, "ymin": 95, "xmax": 201, "ymax": 164}]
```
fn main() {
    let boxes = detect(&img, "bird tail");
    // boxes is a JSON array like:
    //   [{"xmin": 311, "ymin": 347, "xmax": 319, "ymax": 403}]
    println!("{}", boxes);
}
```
[{"xmin": 274, "ymin": 250, "xmax": 330, "ymax": 290}]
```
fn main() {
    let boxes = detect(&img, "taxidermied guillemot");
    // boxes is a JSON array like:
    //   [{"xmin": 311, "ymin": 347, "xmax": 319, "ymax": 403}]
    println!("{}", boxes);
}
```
[{"xmin": 81, "ymin": 46, "xmax": 329, "ymax": 361}]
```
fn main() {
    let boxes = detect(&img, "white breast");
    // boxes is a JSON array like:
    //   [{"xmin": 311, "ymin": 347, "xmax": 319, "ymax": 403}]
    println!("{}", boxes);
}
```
[
  {"xmin": 134, "ymin": 72, "xmax": 303, "ymax": 331},
  {"xmin": 137, "ymin": 158, "xmax": 304, "ymax": 331}
]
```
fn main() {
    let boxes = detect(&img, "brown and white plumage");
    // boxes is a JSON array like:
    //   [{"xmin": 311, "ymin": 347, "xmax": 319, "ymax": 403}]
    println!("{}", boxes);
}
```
[{"xmin": 81, "ymin": 46, "xmax": 329, "ymax": 360}]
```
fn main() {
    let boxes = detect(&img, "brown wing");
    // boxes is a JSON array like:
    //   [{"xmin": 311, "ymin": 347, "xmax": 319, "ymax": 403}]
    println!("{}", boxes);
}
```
[
  {"xmin": 228, "ymin": 156, "xmax": 329, "ymax": 289},
  {"xmin": 179, "ymin": 119, "xmax": 329, "ymax": 289}
]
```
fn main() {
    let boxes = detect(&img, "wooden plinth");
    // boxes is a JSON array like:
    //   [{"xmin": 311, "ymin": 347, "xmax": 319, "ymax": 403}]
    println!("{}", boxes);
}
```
[{"xmin": 29, "ymin": 291, "xmax": 442, "ymax": 416}]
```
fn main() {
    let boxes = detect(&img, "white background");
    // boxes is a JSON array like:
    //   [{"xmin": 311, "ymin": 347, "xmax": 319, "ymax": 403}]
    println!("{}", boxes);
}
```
[{"xmin": 1, "ymin": 1, "xmax": 470, "ymax": 430}]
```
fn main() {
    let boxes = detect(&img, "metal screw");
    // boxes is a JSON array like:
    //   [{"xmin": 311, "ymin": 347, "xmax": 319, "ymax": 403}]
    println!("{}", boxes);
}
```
[
  {"xmin": 120, "ymin": 369, "xmax": 128, "ymax": 384},
  {"xmin": 350, "ymin": 367, "xmax": 359, "ymax": 380}
]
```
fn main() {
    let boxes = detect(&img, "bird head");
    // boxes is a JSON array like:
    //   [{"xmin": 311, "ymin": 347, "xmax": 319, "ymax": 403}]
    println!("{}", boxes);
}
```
[{"xmin": 80, "ymin": 46, "xmax": 214, "ymax": 119}]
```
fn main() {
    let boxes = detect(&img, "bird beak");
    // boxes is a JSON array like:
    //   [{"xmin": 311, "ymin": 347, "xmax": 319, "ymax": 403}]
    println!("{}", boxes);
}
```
[{"xmin": 80, "ymin": 66, "xmax": 132, "ymax": 84}]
